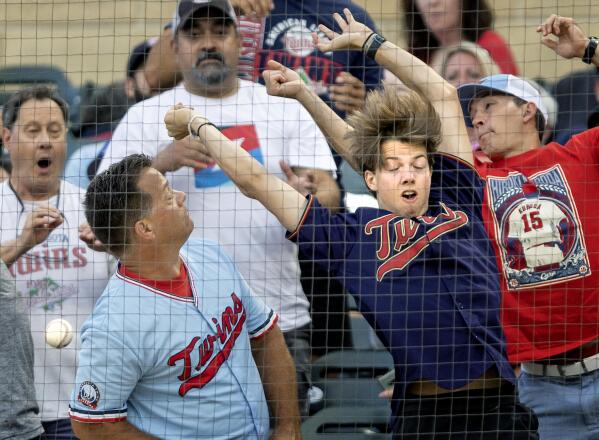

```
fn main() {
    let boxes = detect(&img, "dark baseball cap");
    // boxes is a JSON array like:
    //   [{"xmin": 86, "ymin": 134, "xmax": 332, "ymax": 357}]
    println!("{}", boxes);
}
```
[
  {"xmin": 172, "ymin": 0, "xmax": 237, "ymax": 31},
  {"xmin": 127, "ymin": 38, "xmax": 158, "ymax": 78}
]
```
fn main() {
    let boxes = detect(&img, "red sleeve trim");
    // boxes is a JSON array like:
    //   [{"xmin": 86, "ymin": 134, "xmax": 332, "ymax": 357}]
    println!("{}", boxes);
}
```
[
  {"xmin": 250, "ymin": 314, "xmax": 279, "ymax": 341},
  {"xmin": 287, "ymin": 196, "xmax": 315, "ymax": 241},
  {"xmin": 69, "ymin": 414, "xmax": 127, "ymax": 424}
]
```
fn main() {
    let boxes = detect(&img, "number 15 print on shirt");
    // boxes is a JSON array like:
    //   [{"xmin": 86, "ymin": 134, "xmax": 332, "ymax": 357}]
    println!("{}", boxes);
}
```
[{"xmin": 486, "ymin": 164, "xmax": 590, "ymax": 289}]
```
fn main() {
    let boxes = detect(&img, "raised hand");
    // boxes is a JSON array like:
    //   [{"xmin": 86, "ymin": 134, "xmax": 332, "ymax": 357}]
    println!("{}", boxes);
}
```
[
  {"xmin": 329, "ymin": 71, "xmax": 366, "ymax": 113},
  {"xmin": 231, "ymin": 0, "xmax": 273, "ymax": 18},
  {"xmin": 164, "ymin": 104, "xmax": 199, "ymax": 140},
  {"xmin": 262, "ymin": 60, "xmax": 305, "ymax": 99},
  {"xmin": 154, "ymin": 136, "xmax": 213, "ymax": 174},
  {"xmin": 537, "ymin": 14, "xmax": 588, "ymax": 59},
  {"xmin": 279, "ymin": 160, "xmax": 317, "ymax": 196},
  {"xmin": 78, "ymin": 223, "xmax": 108, "ymax": 253},
  {"xmin": 19, "ymin": 206, "xmax": 63, "ymax": 250},
  {"xmin": 312, "ymin": 8, "xmax": 374, "ymax": 53}
]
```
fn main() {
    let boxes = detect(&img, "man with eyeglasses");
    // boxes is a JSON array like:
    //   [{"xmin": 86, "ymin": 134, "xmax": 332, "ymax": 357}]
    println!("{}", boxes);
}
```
[{"xmin": 0, "ymin": 86, "xmax": 114, "ymax": 440}]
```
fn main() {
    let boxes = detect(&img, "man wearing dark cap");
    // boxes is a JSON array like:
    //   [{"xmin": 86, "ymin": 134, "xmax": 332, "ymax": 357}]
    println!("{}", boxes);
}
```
[
  {"xmin": 98, "ymin": 0, "xmax": 340, "ymax": 418},
  {"xmin": 124, "ymin": 38, "xmax": 159, "ymax": 103}
]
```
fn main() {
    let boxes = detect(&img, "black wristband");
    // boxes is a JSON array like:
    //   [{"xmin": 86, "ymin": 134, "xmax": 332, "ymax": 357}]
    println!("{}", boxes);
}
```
[
  {"xmin": 583, "ymin": 37, "xmax": 598, "ymax": 64},
  {"xmin": 364, "ymin": 33, "xmax": 386, "ymax": 60},
  {"xmin": 193, "ymin": 121, "xmax": 216, "ymax": 137},
  {"xmin": 361, "ymin": 32, "xmax": 376, "ymax": 52}
]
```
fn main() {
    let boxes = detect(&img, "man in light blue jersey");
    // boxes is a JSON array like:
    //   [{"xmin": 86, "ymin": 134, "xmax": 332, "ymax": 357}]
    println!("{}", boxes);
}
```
[{"xmin": 69, "ymin": 154, "xmax": 300, "ymax": 439}]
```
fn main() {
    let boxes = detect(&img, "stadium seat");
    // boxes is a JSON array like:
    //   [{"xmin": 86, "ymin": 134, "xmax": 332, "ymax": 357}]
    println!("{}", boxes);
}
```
[
  {"xmin": 302, "ymin": 406, "xmax": 392, "ymax": 440},
  {"xmin": 311, "ymin": 350, "xmax": 393, "ymax": 408}
]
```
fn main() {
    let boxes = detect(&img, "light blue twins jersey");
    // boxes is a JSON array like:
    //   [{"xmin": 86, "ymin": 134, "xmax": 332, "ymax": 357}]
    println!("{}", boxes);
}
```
[{"xmin": 69, "ymin": 239, "xmax": 277, "ymax": 439}]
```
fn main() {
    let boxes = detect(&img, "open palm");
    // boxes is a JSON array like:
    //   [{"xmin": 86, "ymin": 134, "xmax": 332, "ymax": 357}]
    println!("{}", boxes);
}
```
[{"xmin": 312, "ymin": 8, "xmax": 374, "ymax": 53}]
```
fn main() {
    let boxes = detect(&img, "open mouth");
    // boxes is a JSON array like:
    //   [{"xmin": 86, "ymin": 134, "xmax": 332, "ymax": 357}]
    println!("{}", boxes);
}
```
[
  {"xmin": 402, "ymin": 190, "xmax": 417, "ymax": 201},
  {"xmin": 37, "ymin": 158, "xmax": 52, "ymax": 169}
]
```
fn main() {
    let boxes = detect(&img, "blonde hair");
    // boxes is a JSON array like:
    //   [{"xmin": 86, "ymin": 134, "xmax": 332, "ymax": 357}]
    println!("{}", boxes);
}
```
[
  {"xmin": 345, "ymin": 87, "xmax": 442, "ymax": 174},
  {"xmin": 430, "ymin": 41, "xmax": 500, "ymax": 81}
]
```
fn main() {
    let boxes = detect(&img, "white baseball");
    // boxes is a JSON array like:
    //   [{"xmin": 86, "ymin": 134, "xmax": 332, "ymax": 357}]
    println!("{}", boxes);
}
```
[{"xmin": 45, "ymin": 319, "xmax": 73, "ymax": 349}]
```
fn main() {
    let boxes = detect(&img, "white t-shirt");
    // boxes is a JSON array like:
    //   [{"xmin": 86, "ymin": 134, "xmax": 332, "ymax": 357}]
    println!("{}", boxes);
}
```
[
  {"xmin": 98, "ymin": 80, "xmax": 337, "ymax": 331},
  {"xmin": 0, "ymin": 180, "xmax": 114, "ymax": 421}
]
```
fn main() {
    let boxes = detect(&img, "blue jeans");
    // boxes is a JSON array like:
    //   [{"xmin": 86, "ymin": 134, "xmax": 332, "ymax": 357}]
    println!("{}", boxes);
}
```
[
  {"xmin": 39, "ymin": 419, "xmax": 77, "ymax": 440},
  {"xmin": 518, "ymin": 369, "xmax": 599, "ymax": 440}
]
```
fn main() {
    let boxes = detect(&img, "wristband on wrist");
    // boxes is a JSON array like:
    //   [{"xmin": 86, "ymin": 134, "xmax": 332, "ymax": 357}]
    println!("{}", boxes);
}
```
[
  {"xmin": 363, "ymin": 33, "xmax": 387, "ymax": 60},
  {"xmin": 188, "ymin": 114, "xmax": 204, "ymax": 138},
  {"xmin": 583, "ymin": 37, "xmax": 599, "ymax": 64},
  {"xmin": 361, "ymin": 32, "xmax": 376, "ymax": 52}
]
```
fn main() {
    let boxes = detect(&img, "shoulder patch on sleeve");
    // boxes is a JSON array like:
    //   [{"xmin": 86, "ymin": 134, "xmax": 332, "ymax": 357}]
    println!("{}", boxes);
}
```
[{"xmin": 77, "ymin": 381, "xmax": 101, "ymax": 409}]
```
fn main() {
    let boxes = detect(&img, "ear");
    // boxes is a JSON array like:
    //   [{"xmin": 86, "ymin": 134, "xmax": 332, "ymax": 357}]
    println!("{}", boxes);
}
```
[
  {"xmin": 170, "ymin": 34, "xmax": 179, "ymax": 55},
  {"xmin": 123, "ymin": 78, "xmax": 135, "ymax": 99},
  {"xmin": 363, "ymin": 170, "xmax": 378, "ymax": 193},
  {"xmin": 522, "ymin": 102, "xmax": 537, "ymax": 124},
  {"xmin": 2, "ymin": 127, "xmax": 13, "ymax": 153},
  {"xmin": 133, "ymin": 218, "xmax": 155, "ymax": 242}
]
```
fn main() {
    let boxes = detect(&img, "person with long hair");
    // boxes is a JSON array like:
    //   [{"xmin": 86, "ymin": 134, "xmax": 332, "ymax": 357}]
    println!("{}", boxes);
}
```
[{"xmin": 402, "ymin": 0, "xmax": 519, "ymax": 74}]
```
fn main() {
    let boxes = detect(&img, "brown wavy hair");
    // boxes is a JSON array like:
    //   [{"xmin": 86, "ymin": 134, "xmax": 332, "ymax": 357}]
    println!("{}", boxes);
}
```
[
  {"xmin": 401, "ymin": 0, "xmax": 493, "ymax": 63},
  {"xmin": 345, "ymin": 87, "xmax": 441, "ymax": 176}
]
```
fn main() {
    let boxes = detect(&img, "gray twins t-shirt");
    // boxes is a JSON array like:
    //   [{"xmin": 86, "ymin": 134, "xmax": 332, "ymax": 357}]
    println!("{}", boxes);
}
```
[{"xmin": 0, "ymin": 263, "xmax": 43, "ymax": 440}]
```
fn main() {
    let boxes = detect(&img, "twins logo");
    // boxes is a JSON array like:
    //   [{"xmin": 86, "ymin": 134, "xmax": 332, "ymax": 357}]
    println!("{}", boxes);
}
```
[
  {"xmin": 365, "ymin": 203, "xmax": 469, "ymax": 281},
  {"xmin": 167, "ymin": 293, "xmax": 246, "ymax": 396},
  {"xmin": 486, "ymin": 165, "xmax": 590, "ymax": 289},
  {"xmin": 194, "ymin": 125, "xmax": 263, "ymax": 188}
]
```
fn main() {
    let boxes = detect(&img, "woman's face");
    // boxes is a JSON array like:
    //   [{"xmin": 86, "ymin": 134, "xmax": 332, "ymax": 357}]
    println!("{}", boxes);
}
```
[
  {"xmin": 415, "ymin": 0, "xmax": 462, "ymax": 36},
  {"xmin": 443, "ymin": 51, "xmax": 483, "ymax": 87}
]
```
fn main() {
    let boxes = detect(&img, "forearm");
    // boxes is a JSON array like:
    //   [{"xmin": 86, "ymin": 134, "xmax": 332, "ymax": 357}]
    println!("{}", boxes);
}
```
[
  {"xmin": 72, "ymin": 420, "xmax": 157, "ymax": 440},
  {"xmin": 251, "ymin": 328, "xmax": 301, "ymax": 435},
  {"xmin": 295, "ymin": 87, "xmax": 359, "ymax": 171},
  {"xmin": 192, "ymin": 121, "xmax": 307, "ymax": 231},
  {"xmin": 0, "ymin": 238, "xmax": 32, "ymax": 266},
  {"xmin": 374, "ymin": 40, "xmax": 454, "ymax": 104},
  {"xmin": 374, "ymin": 41, "xmax": 471, "ymax": 162}
]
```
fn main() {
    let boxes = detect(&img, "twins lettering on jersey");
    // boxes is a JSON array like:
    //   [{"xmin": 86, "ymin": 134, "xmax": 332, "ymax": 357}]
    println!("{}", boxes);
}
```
[
  {"xmin": 167, "ymin": 293, "xmax": 246, "ymax": 396},
  {"xmin": 486, "ymin": 165, "xmax": 590, "ymax": 289},
  {"xmin": 194, "ymin": 125, "xmax": 262, "ymax": 188},
  {"xmin": 365, "ymin": 203, "xmax": 469, "ymax": 281}
]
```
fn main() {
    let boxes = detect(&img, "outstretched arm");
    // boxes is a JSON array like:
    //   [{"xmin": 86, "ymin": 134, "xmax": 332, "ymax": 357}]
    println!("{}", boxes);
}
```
[
  {"xmin": 537, "ymin": 14, "xmax": 599, "ymax": 67},
  {"xmin": 263, "ymin": 60, "xmax": 359, "ymax": 171},
  {"xmin": 164, "ymin": 106, "xmax": 307, "ymax": 232},
  {"xmin": 265, "ymin": 9, "xmax": 471, "ymax": 165}
]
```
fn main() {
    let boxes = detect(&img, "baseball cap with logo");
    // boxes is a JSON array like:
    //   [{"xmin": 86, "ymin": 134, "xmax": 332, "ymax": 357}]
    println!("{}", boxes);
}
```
[
  {"xmin": 172, "ymin": 0, "xmax": 237, "ymax": 32},
  {"xmin": 457, "ymin": 74, "xmax": 549, "ymax": 128}
]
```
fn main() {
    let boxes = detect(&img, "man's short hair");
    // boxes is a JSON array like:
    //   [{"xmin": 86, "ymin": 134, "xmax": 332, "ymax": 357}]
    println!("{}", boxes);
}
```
[
  {"xmin": 84, "ymin": 154, "xmax": 153, "ymax": 256},
  {"xmin": 2, "ymin": 85, "xmax": 69, "ymax": 131},
  {"xmin": 345, "ymin": 87, "xmax": 441, "ymax": 175}
]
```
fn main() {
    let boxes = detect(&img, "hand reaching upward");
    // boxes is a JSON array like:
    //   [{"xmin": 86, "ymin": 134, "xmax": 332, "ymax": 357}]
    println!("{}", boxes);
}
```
[
  {"xmin": 312, "ymin": 8, "xmax": 374, "ymax": 53},
  {"xmin": 537, "ymin": 14, "xmax": 589, "ymax": 59}
]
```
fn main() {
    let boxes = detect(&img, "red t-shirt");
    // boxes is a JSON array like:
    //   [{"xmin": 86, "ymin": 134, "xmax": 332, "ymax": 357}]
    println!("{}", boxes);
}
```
[
  {"xmin": 118, "ymin": 261, "xmax": 193, "ymax": 299},
  {"xmin": 475, "ymin": 127, "xmax": 599, "ymax": 362},
  {"xmin": 477, "ymin": 30, "xmax": 520, "ymax": 75}
]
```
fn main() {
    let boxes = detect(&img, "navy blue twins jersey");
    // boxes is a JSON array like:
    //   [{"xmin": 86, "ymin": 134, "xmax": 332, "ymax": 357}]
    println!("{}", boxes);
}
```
[{"xmin": 287, "ymin": 154, "xmax": 515, "ymax": 398}]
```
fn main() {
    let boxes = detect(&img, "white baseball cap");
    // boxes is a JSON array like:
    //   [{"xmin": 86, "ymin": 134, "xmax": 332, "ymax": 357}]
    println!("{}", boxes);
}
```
[{"xmin": 458, "ymin": 74, "xmax": 549, "ymax": 127}]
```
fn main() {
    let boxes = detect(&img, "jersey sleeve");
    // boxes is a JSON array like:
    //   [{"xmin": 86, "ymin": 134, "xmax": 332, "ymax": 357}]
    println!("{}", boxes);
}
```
[
  {"xmin": 281, "ymin": 101, "xmax": 337, "ymax": 174},
  {"xmin": 286, "ymin": 196, "xmax": 356, "ymax": 275},
  {"xmin": 217, "ymin": 247, "xmax": 278, "ymax": 340},
  {"xmin": 564, "ymin": 126, "xmax": 599, "ymax": 164},
  {"xmin": 430, "ymin": 153, "xmax": 486, "ymax": 219},
  {"xmin": 69, "ymin": 299, "xmax": 142, "ymax": 423}
]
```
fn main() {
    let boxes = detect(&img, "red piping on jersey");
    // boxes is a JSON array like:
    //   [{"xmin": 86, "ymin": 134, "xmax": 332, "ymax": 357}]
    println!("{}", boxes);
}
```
[{"xmin": 287, "ymin": 196, "xmax": 315, "ymax": 240}]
